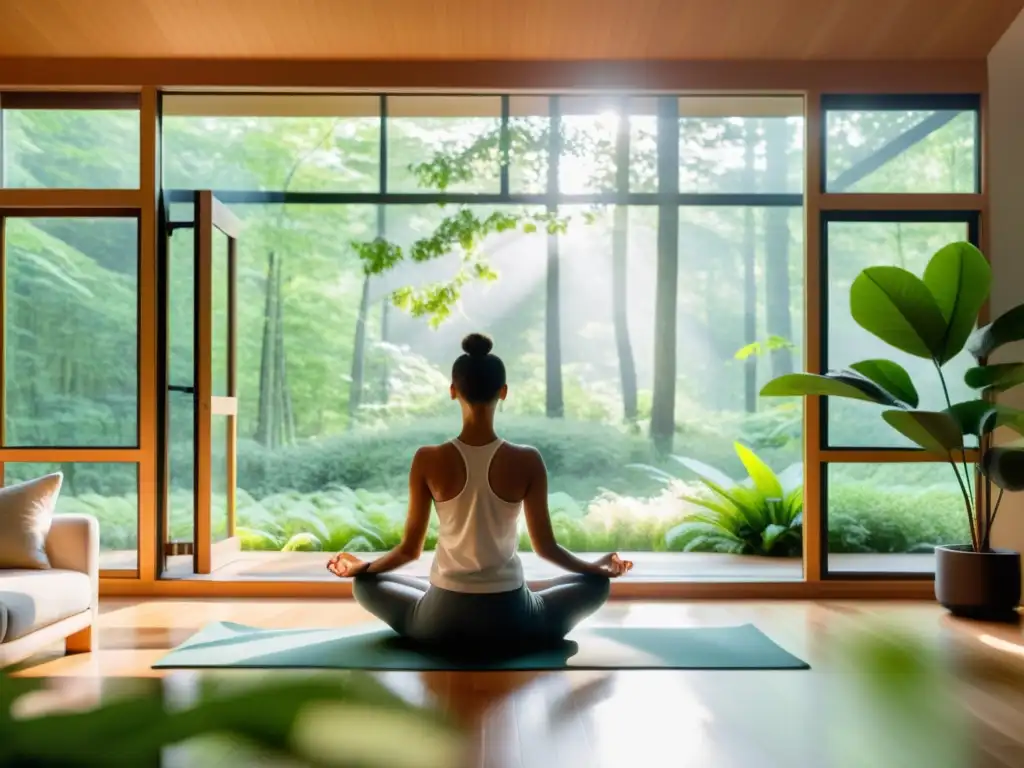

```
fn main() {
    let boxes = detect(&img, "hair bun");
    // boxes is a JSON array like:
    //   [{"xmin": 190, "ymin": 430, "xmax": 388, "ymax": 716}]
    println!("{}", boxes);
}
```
[{"xmin": 461, "ymin": 333, "xmax": 493, "ymax": 357}]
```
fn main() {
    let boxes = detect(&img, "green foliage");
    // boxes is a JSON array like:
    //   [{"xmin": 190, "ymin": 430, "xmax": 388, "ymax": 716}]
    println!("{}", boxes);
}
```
[
  {"xmin": 734, "ymin": 334, "xmax": 794, "ymax": 361},
  {"xmin": 881, "ymin": 409, "xmax": 963, "ymax": 454},
  {"xmin": 849, "ymin": 359, "xmax": 919, "ymax": 408},
  {"xmin": 922, "ymin": 242, "xmax": 991, "ymax": 363},
  {"xmin": 630, "ymin": 443, "xmax": 803, "ymax": 557},
  {"xmin": 968, "ymin": 303, "xmax": 1024, "ymax": 359},
  {"xmin": 760, "ymin": 371, "xmax": 909, "ymax": 408},
  {"xmin": 764, "ymin": 239, "xmax": 1024, "ymax": 552},
  {"xmin": 0, "ymin": 671, "xmax": 460, "ymax": 767},
  {"xmin": 850, "ymin": 266, "xmax": 948, "ymax": 360},
  {"xmin": 827, "ymin": 480, "xmax": 968, "ymax": 554}
]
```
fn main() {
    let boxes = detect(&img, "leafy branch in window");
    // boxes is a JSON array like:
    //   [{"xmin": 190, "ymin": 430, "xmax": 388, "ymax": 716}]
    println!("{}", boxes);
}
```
[{"xmin": 351, "ymin": 121, "xmax": 583, "ymax": 325}]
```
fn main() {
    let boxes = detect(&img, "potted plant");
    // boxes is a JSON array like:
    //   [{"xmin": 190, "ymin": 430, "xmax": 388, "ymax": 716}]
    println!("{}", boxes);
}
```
[{"xmin": 761, "ymin": 241, "xmax": 1023, "ymax": 620}]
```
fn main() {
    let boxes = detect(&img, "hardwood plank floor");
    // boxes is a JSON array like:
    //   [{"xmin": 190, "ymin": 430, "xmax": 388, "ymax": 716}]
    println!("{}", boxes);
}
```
[{"xmin": 10, "ymin": 599, "xmax": 1024, "ymax": 767}]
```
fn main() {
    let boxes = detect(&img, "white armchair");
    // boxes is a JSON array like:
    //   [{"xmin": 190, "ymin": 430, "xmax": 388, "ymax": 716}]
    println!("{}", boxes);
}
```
[{"xmin": 0, "ymin": 514, "xmax": 99, "ymax": 668}]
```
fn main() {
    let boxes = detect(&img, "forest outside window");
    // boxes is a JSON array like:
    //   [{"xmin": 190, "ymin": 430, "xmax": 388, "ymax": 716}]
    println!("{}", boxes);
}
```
[
  {"xmin": 823, "ymin": 94, "xmax": 980, "ymax": 194},
  {"xmin": 156, "ymin": 93, "xmax": 813, "ymax": 581},
  {"xmin": 0, "ymin": 92, "xmax": 141, "ymax": 189},
  {"xmin": 3, "ymin": 216, "xmax": 139, "ymax": 448},
  {"xmin": 162, "ymin": 94, "xmax": 381, "ymax": 193}
]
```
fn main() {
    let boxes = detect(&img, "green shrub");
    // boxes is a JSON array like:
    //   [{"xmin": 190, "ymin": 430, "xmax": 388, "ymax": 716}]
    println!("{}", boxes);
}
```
[
  {"xmin": 828, "ymin": 482, "xmax": 969, "ymax": 553},
  {"xmin": 630, "ymin": 443, "xmax": 803, "ymax": 556},
  {"xmin": 228, "ymin": 416, "xmax": 665, "ymax": 500}
]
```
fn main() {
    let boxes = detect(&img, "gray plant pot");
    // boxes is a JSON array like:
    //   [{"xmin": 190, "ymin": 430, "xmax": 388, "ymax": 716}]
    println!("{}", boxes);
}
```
[{"xmin": 934, "ymin": 544, "xmax": 1021, "ymax": 621}]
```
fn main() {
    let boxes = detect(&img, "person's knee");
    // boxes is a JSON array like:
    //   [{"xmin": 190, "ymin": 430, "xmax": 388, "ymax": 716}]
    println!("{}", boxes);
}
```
[
  {"xmin": 582, "ymin": 573, "xmax": 611, "ymax": 602},
  {"xmin": 351, "ymin": 572, "xmax": 378, "ymax": 604}
]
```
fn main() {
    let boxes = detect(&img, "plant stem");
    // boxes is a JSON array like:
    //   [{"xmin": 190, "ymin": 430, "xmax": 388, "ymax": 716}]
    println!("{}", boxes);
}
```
[
  {"xmin": 985, "ymin": 488, "xmax": 1005, "ymax": 551},
  {"xmin": 947, "ymin": 457, "xmax": 980, "ymax": 551},
  {"xmin": 936, "ymin": 362, "xmax": 976, "ymax": 540}
]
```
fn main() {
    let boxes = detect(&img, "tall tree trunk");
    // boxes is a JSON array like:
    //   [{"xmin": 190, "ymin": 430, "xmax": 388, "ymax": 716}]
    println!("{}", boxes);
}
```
[
  {"xmin": 255, "ymin": 251, "xmax": 278, "ymax": 446},
  {"xmin": 764, "ymin": 118, "xmax": 794, "ymax": 378},
  {"xmin": 612, "ymin": 205, "xmax": 638, "ymax": 423},
  {"xmin": 379, "ymin": 297, "xmax": 390, "ymax": 404},
  {"xmin": 743, "ymin": 126, "xmax": 758, "ymax": 413},
  {"xmin": 612, "ymin": 98, "xmax": 638, "ymax": 424},
  {"xmin": 349, "ymin": 273, "xmax": 371, "ymax": 427},
  {"xmin": 650, "ymin": 97, "xmax": 680, "ymax": 454},
  {"xmin": 271, "ymin": 261, "xmax": 287, "ymax": 449},
  {"xmin": 545, "ymin": 99, "xmax": 565, "ymax": 418}
]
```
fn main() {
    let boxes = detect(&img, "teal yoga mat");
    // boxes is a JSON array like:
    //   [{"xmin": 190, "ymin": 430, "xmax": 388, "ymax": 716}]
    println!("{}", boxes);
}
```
[{"xmin": 153, "ymin": 621, "xmax": 809, "ymax": 671}]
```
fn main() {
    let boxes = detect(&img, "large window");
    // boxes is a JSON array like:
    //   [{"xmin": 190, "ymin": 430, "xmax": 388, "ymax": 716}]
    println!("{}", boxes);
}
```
[
  {"xmin": 0, "ymin": 93, "xmax": 144, "ymax": 576},
  {"xmin": 818, "ymin": 94, "xmax": 982, "ymax": 578},
  {"xmin": 159, "ymin": 93, "xmax": 807, "ymax": 581}
]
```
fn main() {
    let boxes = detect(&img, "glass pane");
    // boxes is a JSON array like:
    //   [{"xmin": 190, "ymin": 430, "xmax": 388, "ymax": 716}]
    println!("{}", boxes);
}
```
[
  {"xmin": 670, "ymin": 206, "xmax": 806, "ymax": 576},
  {"xmin": 168, "ymin": 220, "xmax": 195, "ymax": 386},
  {"xmin": 386, "ymin": 96, "xmax": 501, "ymax": 193},
  {"xmin": 166, "ymin": 390, "xmax": 195, "ymax": 575},
  {"xmin": 212, "ymin": 230, "xmax": 230, "ymax": 397},
  {"xmin": 211, "ymin": 414, "xmax": 231, "ymax": 544},
  {"xmin": 161, "ymin": 95, "xmax": 380, "ymax": 192},
  {"xmin": 827, "ymin": 462, "xmax": 971, "ymax": 574},
  {"xmin": 509, "ymin": 96, "xmax": 549, "ymax": 194},
  {"xmin": 679, "ymin": 97, "xmax": 804, "ymax": 194},
  {"xmin": 826, "ymin": 220, "xmax": 974, "ymax": 447},
  {"xmin": 2, "ymin": 109, "xmax": 140, "ymax": 189},
  {"xmin": 4, "ymin": 462, "xmax": 138, "ymax": 570},
  {"xmin": 558, "ymin": 97, "xmax": 654, "ymax": 195},
  {"xmin": 825, "ymin": 109, "xmax": 977, "ymax": 193},
  {"xmin": 4, "ymin": 218, "xmax": 138, "ymax": 447}
]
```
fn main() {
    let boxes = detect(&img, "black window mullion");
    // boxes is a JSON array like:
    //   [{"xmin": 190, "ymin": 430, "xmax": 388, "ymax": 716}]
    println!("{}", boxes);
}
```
[
  {"xmin": 499, "ymin": 95, "xmax": 510, "ymax": 196},
  {"xmin": 379, "ymin": 94, "xmax": 387, "ymax": 195}
]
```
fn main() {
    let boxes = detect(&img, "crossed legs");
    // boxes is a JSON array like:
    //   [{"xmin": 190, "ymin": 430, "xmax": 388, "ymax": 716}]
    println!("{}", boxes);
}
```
[{"xmin": 352, "ymin": 572, "xmax": 610, "ymax": 646}]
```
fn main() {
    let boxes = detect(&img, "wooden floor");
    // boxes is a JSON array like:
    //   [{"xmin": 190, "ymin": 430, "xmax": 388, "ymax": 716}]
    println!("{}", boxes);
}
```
[{"xmin": 11, "ymin": 599, "xmax": 1024, "ymax": 767}]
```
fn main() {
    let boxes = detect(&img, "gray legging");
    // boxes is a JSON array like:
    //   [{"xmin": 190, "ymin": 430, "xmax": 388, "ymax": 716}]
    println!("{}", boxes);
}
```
[{"xmin": 352, "ymin": 573, "xmax": 610, "ymax": 652}]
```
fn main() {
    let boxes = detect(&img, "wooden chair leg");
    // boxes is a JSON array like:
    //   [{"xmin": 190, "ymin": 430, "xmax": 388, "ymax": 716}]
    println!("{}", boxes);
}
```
[{"xmin": 65, "ymin": 625, "xmax": 94, "ymax": 654}]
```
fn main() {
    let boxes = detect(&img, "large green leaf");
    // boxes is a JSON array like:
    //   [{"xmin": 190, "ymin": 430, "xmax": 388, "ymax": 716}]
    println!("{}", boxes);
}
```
[
  {"xmin": 944, "ymin": 400, "xmax": 1024, "ymax": 439},
  {"xmin": 945, "ymin": 400, "xmax": 993, "ymax": 438},
  {"xmin": 734, "ymin": 443, "xmax": 783, "ymax": 500},
  {"xmin": 762, "ymin": 523, "xmax": 793, "ymax": 553},
  {"xmin": 848, "ymin": 359, "xmax": 919, "ymax": 407},
  {"xmin": 968, "ymin": 303, "xmax": 1024, "ymax": 360},
  {"xmin": 979, "ymin": 405, "xmax": 1024, "ymax": 438},
  {"xmin": 850, "ymin": 267, "xmax": 947, "ymax": 360},
  {"xmin": 669, "ymin": 455, "xmax": 736, "ymax": 488},
  {"xmin": 964, "ymin": 363, "xmax": 1024, "ymax": 393},
  {"xmin": 922, "ymin": 242, "xmax": 991, "ymax": 363},
  {"xmin": 981, "ymin": 447, "xmax": 1024, "ymax": 492},
  {"xmin": 881, "ymin": 410, "xmax": 964, "ymax": 456},
  {"xmin": 760, "ymin": 372, "xmax": 905, "ymax": 407}
]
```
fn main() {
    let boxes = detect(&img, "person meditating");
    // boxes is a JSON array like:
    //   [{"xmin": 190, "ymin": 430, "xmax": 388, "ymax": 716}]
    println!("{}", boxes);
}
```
[{"xmin": 327, "ymin": 333, "xmax": 632, "ymax": 653}]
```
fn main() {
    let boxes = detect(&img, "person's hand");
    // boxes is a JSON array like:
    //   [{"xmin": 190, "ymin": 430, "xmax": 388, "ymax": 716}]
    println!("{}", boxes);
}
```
[
  {"xmin": 591, "ymin": 553, "xmax": 633, "ymax": 578},
  {"xmin": 327, "ymin": 552, "xmax": 370, "ymax": 578}
]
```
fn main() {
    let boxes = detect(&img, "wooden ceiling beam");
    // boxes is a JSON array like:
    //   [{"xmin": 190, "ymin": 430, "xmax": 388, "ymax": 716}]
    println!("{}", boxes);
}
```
[{"xmin": 0, "ymin": 58, "xmax": 988, "ymax": 94}]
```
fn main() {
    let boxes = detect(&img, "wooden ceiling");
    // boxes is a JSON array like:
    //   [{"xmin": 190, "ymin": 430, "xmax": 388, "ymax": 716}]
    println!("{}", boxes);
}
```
[{"xmin": 0, "ymin": 0, "xmax": 1021, "ymax": 61}]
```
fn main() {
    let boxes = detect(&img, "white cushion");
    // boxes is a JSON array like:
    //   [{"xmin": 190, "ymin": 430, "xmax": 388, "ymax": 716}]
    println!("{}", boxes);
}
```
[
  {"xmin": 0, "ymin": 473, "xmax": 63, "ymax": 570},
  {"xmin": 0, "ymin": 569, "xmax": 91, "ymax": 642}
]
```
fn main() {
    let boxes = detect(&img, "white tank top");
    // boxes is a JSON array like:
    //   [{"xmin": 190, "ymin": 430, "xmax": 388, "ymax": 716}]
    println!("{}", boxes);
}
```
[{"xmin": 429, "ymin": 438, "xmax": 524, "ymax": 593}]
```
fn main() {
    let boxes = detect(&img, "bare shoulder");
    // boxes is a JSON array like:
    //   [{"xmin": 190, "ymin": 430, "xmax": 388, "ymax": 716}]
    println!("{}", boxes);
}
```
[
  {"xmin": 411, "ymin": 443, "xmax": 452, "ymax": 468},
  {"xmin": 499, "ymin": 441, "xmax": 544, "ymax": 468}
]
